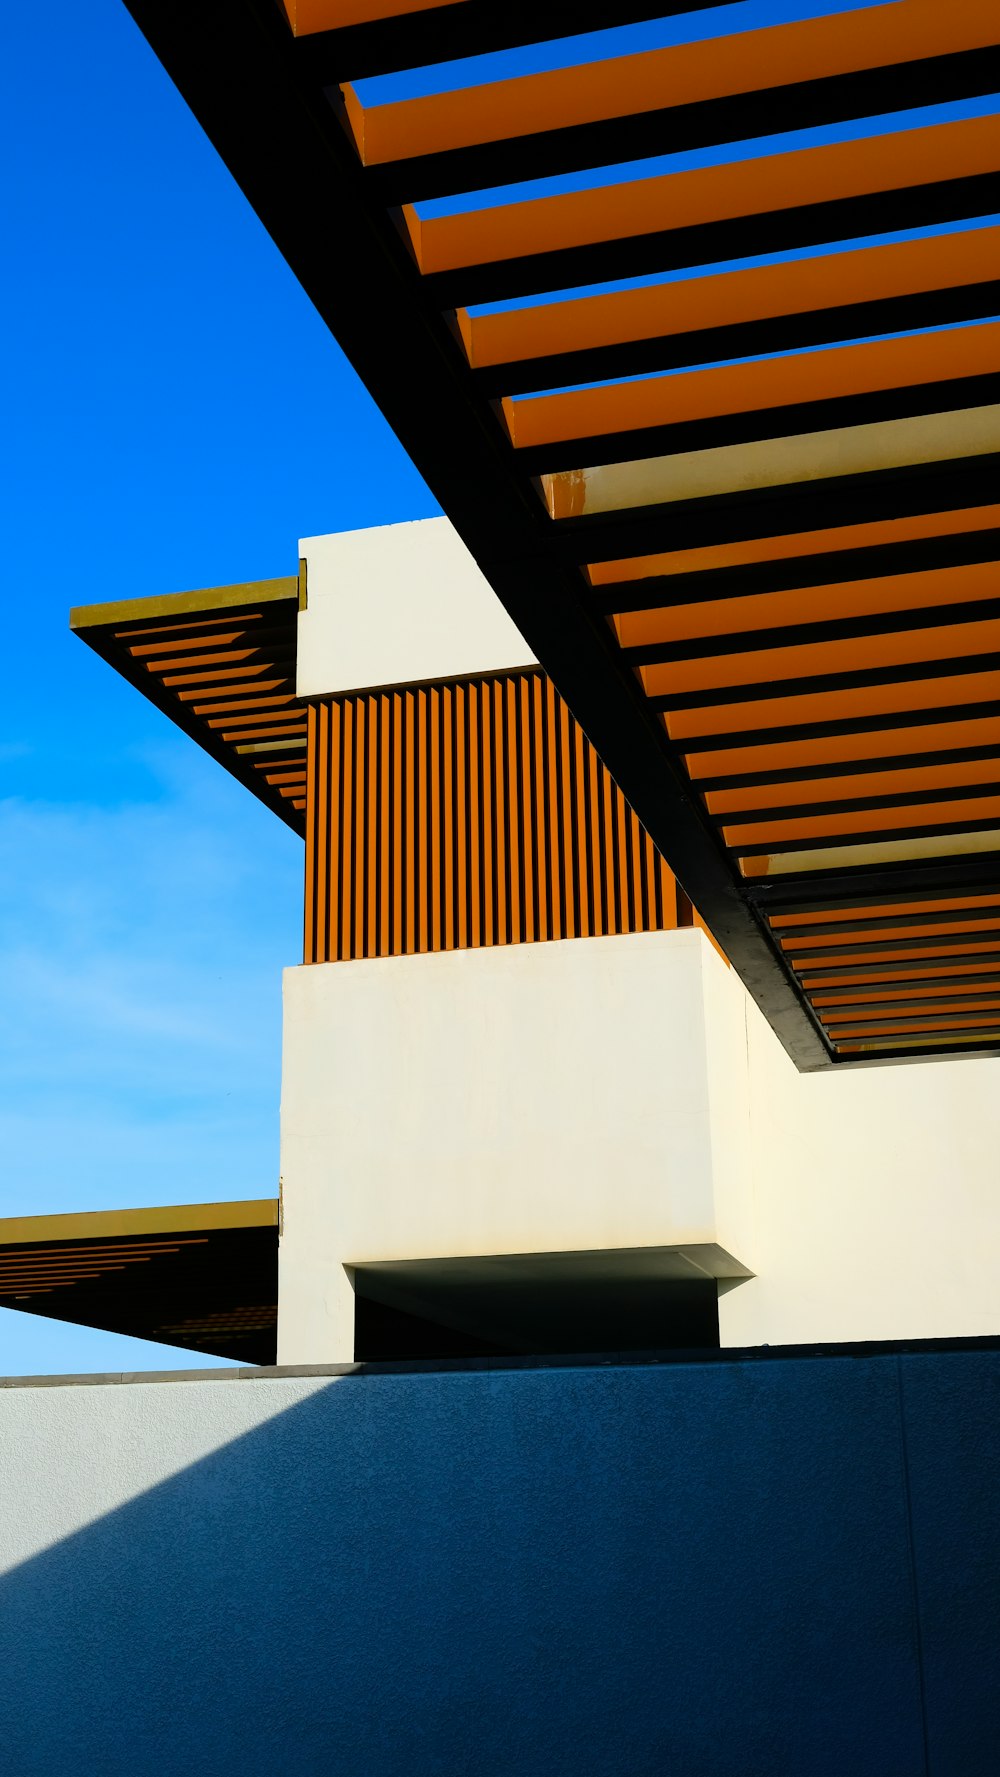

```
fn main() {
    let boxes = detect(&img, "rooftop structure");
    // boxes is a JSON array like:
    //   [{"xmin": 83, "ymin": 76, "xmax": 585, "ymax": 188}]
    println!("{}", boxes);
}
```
[
  {"xmin": 58, "ymin": 515, "xmax": 1000, "ymax": 1368},
  {"xmin": 120, "ymin": 0, "xmax": 1000, "ymax": 1070},
  {"xmin": 5, "ymin": 9, "xmax": 999, "ymax": 1770}
]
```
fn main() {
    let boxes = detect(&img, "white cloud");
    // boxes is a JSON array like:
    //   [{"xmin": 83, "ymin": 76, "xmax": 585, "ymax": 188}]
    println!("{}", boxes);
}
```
[{"xmin": 0, "ymin": 741, "xmax": 300, "ymax": 1373}]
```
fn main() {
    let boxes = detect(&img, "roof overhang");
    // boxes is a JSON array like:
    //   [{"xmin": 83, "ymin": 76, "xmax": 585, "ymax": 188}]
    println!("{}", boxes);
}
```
[
  {"xmin": 0, "ymin": 1200, "xmax": 278, "ymax": 1365},
  {"xmin": 72, "ymin": 579, "xmax": 307, "ymax": 832},
  {"xmin": 116, "ymin": 0, "xmax": 1000, "ymax": 1068}
]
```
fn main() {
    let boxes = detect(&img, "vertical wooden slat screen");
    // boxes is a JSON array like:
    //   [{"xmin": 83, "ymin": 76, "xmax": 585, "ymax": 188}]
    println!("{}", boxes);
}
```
[{"xmin": 304, "ymin": 670, "xmax": 682, "ymax": 964}]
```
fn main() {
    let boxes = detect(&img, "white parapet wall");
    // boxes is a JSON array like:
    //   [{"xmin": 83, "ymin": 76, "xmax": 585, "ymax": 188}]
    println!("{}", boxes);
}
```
[
  {"xmin": 278, "ymin": 927, "xmax": 1000, "ymax": 1361},
  {"xmin": 277, "ymin": 928, "xmax": 754, "ymax": 1364},
  {"xmin": 297, "ymin": 516, "xmax": 536, "ymax": 697},
  {"xmin": 2, "ymin": 1353, "xmax": 995, "ymax": 1774}
]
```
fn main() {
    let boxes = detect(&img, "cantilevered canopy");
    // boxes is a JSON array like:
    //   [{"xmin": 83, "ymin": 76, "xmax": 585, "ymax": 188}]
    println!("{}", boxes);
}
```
[
  {"xmin": 72, "ymin": 580, "xmax": 307, "ymax": 832},
  {"xmin": 121, "ymin": 0, "xmax": 1000, "ymax": 1067},
  {"xmin": 0, "ymin": 1201, "xmax": 278, "ymax": 1366}
]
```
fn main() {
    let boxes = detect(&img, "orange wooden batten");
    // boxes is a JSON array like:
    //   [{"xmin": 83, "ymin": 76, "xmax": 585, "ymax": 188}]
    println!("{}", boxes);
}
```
[
  {"xmin": 281, "ymin": 0, "xmax": 461, "ymax": 35},
  {"xmin": 402, "ymin": 115, "xmax": 1000, "ymax": 277},
  {"xmin": 460, "ymin": 227, "xmax": 1000, "ymax": 375},
  {"xmin": 304, "ymin": 671, "xmax": 682, "ymax": 964},
  {"xmin": 590, "ymin": 506, "xmax": 1000, "ymax": 588},
  {"xmin": 505, "ymin": 321, "xmax": 1000, "ymax": 453},
  {"xmin": 341, "ymin": 1, "xmax": 1000, "ymax": 169}
]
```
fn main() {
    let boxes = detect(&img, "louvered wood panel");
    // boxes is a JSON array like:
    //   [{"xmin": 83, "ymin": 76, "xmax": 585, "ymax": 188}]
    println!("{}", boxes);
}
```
[{"xmin": 305, "ymin": 670, "xmax": 682, "ymax": 963}]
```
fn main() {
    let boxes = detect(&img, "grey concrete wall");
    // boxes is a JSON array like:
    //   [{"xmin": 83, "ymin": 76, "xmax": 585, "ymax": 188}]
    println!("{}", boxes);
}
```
[{"xmin": 0, "ymin": 1347, "xmax": 996, "ymax": 1776}]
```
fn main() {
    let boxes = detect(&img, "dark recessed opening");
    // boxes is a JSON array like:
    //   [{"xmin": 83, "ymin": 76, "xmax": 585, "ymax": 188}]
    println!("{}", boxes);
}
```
[
  {"xmin": 353, "ymin": 1260, "xmax": 721, "ymax": 1362},
  {"xmin": 354, "ymin": 1295, "xmax": 511, "ymax": 1362}
]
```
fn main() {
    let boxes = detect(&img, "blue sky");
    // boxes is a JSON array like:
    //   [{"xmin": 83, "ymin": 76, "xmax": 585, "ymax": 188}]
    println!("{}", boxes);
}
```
[
  {"xmin": 0, "ymin": 0, "xmax": 435, "ymax": 1372},
  {"xmin": 0, "ymin": 0, "xmax": 988, "ymax": 1371}
]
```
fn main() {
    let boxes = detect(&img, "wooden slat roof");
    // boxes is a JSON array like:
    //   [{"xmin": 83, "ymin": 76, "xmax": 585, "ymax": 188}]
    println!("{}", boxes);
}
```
[
  {"xmin": 0, "ymin": 1201, "xmax": 278, "ymax": 1365},
  {"xmin": 119, "ymin": 0, "xmax": 1000, "ymax": 1067},
  {"xmin": 72, "ymin": 580, "xmax": 307, "ymax": 834}
]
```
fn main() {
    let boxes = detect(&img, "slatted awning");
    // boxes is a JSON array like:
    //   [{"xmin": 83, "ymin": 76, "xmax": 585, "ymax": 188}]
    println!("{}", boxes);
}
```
[
  {"xmin": 0, "ymin": 1201, "xmax": 278, "ymax": 1365},
  {"xmin": 121, "ymin": 0, "xmax": 1000, "ymax": 1067},
  {"xmin": 72, "ymin": 579, "xmax": 307, "ymax": 832}
]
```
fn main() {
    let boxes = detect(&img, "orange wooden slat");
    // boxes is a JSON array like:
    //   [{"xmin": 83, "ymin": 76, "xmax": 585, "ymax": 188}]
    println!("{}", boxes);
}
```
[
  {"xmin": 506, "ymin": 678, "xmax": 521, "ymax": 945},
  {"xmin": 393, "ymin": 691, "xmax": 404, "ymax": 955},
  {"xmin": 687, "ymin": 712, "xmax": 1000, "ymax": 783},
  {"xmin": 430, "ymin": 687, "xmax": 442, "ymax": 952},
  {"xmin": 303, "ymin": 700, "xmax": 319, "ymax": 966},
  {"xmin": 481, "ymin": 682, "xmax": 495, "ymax": 946},
  {"xmin": 128, "ymin": 631, "xmax": 245, "ymax": 656},
  {"xmin": 630, "ymin": 806, "xmax": 644, "ymax": 934},
  {"xmin": 775, "ymin": 896, "xmax": 1000, "ymax": 929},
  {"xmin": 832, "ymin": 1014, "xmax": 1000, "ymax": 1038},
  {"xmin": 823, "ymin": 998, "xmax": 1000, "ymax": 1021},
  {"xmin": 601, "ymin": 753, "xmax": 617, "ymax": 936},
  {"xmin": 404, "ymin": 114, "xmax": 1000, "ymax": 277},
  {"xmin": 784, "ymin": 917, "xmax": 1000, "ymax": 951},
  {"xmin": 726, "ymin": 795, "xmax": 1000, "ymax": 849},
  {"xmin": 574, "ymin": 721, "xmax": 590, "ymax": 935},
  {"xmin": 491, "ymin": 680, "xmax": 506, "ymax": 945},
  {"xmin": 355, "ymin": 697, "xmax": 367, "ymax": 959},
  {"xmin": 546, "ymin": 678, "xmax": 562, "ymax": 939},
  {"xmin": 380, "ymin": 693, "xmax": 391, "ymax": 958},
  {"xmin": 668, "ymin": 668, "xmax": 1000, "ymax": 744},
  {"xmin": 814, "ymin": 981, "xmax": 1000, "ymax": 1005},
  {"xmin": 281, "ymin": 0, "xmax": 462, "ymax": 38},
  {"xmin": 709, "ymin": 758, "xmax": 1000, "ymax": 818},
  {"xmin": 405, "ymin": 691, "xmax": 416, "ymax": 954},
  {"xmin": 616, "ymin": 560, "xmax": 1000, "ymax": 656},
  {"xmin": 159, "ymin": 656, "xmax": 272, "ymax": 683},
  {"xmin": 346, "ymin": 2, "xmax": 998, "ymax": 168},
  {"xmin": 329, "ymin": 702, "xmax": 342, "ymax": 963},
  {"xmin": 469, "ymin": 682, "xmax": 481, "ymax": 949},
  {"xmin": 507, "ymin": 320, "xmax": 1000, "ymax": 452},
  {"xmin": 805, "ymin": 958, "xmax": 1000, "ymax": 989},
  {"xmin": 341, "ymin": 698, "xmax": 354, "ymax": 962},
  {"xmin": 208, "ymin": 704, "xmax": 306, "ymax": 728},
  {"xmin": 176, "ymin": 678, "xmax": 287, "ymax": 704},
  {"xmin": 796, "ymin": 940, "xmax": 1000, "ymax": 969},
  {"xmin": 455, "ymin": 683, "xmax": 468, "ymax": 950},
  {"xmin": 463, "ymin": 224, "xmax": 1000, "ymax": 374},
  {"xmin": 367, "ymin": 695, "xmax": 379, "ymax": 958},
  {"xmin": 520, "ymin": 675, "xmax": 535, "ymax": 944},
  {"xmin": 588, "ymin": 738, "xmax": 604, "ymax": 934},
  {"xmin": 591, "ymin": 504, "xmax": 1000, "ymax": 587},
  {"xmin": 644, "ymin": 616, "xmax": 1000, "ymax": 704},
  {"xmin": 559, "ymin": 694, "xmax": 575, "ymax": 936}
]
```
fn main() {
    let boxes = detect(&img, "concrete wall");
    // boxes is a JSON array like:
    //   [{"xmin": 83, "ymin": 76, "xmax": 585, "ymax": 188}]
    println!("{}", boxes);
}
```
[
  {"xmin": 279, "ymin": 929, "xmax": 1000, "ymax": 1360},
  {"xmin": 297, "ymin": 517, "xmax": 535, "ymax": 698},
  {"xmin": 721, "ymin": 984, "xmax": 1000, "ymax": 1347},
  {"xmin": 0, "ymin": 1349, "xmax": 996, "ymax": 1776},
  {"xmin": 277, "ymin": 930, "xmax": 753, "ymax": 1364}
]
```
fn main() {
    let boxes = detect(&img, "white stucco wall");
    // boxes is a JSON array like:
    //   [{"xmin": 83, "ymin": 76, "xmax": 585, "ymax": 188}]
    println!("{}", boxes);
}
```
[
  {"xmin": 278, "ymin": 928, "xmax": 1000, "ymax": 1360},
  {"xmin": 718, "ymin": 995, "xmax": 1000, "ymax": 1348},
  {"xmin": 297, "ymin": 517, "xmax": 536, "ymax": 697},
  {"xmin": 277, "ymin": 930, "xmax": 753, "ymax": 1363}
]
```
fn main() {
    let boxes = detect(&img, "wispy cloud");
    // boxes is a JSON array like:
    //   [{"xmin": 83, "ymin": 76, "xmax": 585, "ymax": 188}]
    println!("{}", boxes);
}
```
[{"xmin": 0, "ymin": 742, "xmax": 301, "ymax": 1372}]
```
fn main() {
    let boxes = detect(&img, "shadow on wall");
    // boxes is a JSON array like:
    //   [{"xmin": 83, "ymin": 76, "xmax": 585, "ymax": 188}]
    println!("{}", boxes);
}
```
[{"xmin": 0, "ymin": 1351, "xmax": 997, "ymax": 1776}]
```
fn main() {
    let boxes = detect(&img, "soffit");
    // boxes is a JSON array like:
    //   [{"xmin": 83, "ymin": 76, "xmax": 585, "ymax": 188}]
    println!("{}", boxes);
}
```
[
  {"xmin": 0, "ymin": 1200, "xmax": 279, "ymax": 1366},
  {"xmin": 72, "ymin": 581, "xmax": 307, "ymax": 833}
]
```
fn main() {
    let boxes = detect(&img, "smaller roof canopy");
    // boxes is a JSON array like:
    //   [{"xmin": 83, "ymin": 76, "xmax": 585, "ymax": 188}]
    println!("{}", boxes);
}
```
[
  {"xmin": 72, "ymin": 580, "xmax": 306, "ymax": 833},
  {"xmin": 0, "ymin": 1201, "xmax": 278, "ymax": 1366}
]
